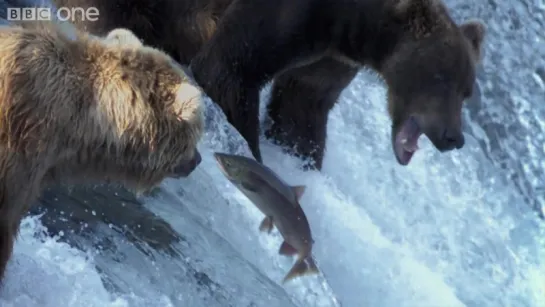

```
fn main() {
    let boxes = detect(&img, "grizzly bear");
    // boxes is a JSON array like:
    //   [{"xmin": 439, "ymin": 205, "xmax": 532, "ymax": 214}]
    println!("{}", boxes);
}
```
[
  {"xmin": 54, "ymin": 0, "xmax": 485, "ymax": 168},
  {"xmin": 54, "ymin": 0, "xmax": 486, "ymax": 170},
  {"xmin": 0, "ymin": 21, "xmax": 204, "ymax": 282}
]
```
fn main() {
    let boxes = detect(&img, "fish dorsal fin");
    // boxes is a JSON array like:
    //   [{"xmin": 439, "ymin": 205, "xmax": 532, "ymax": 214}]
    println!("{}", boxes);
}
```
[{"xmin": 291, "ymin": 185, "xmax": 306, "ymax": 201}]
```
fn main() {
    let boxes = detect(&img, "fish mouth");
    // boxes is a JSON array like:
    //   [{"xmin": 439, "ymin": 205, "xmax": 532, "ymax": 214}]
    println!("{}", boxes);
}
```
[
  {"xmin": 392, "ymin": 116, "xmax": 422, "ymax": 166},
  {"xmin": 213, "ymin": 153, "xmax": 230, "ymax": 177}
]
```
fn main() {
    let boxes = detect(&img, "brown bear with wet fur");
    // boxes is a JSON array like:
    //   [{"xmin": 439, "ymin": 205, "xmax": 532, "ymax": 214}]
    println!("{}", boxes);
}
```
[
  {"xmin": 55, "ymin": 0, "xmax": 485, "ymax": 169},
  {"xmin": 0, "ymin": 22, "xmax": 204, "ymax": 282}
]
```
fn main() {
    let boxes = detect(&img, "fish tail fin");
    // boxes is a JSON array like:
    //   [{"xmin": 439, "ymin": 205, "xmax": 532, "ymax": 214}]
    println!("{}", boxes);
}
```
[{"xmin": 282, "ymin": 256, "xmax": 320, "ymax": 284}]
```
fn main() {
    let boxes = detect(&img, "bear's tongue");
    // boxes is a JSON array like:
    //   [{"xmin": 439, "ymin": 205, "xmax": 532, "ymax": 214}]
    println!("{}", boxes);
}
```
[{"xmin": 394, "ymin": 117, "xmax": 422, "ymax": 165}]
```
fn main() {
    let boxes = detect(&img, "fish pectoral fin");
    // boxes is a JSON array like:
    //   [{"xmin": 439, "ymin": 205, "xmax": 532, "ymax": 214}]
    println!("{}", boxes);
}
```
[
  {"xmin": 278, "ymin": 241, "xmax": 298, "ymax": 256},
  {"xmin": 291, "ymin": 185, "xmax": 306, "ymax": 201},
  {"xmin": 259, "ymin": 216, "xmax": 274, "ymax": 233},
  {"xmin": 282, "ymin": 257, "xmax": 320, "ymax": 284}
]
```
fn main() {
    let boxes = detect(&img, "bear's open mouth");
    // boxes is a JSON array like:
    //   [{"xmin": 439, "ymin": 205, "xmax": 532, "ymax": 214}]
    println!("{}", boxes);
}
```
[{"xmin": 393, "ymin": 116, "xmax": 422, "ymax": 165}]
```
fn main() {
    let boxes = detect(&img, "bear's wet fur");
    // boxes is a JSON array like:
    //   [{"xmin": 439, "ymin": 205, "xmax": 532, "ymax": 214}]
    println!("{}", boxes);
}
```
[
  {"xmin": 54, "ymin": 0, "xmax": 485, "ymax": 169},
  {"xmin": 0, "ymin": 22, "xmax": 204, "ymax": 281}
]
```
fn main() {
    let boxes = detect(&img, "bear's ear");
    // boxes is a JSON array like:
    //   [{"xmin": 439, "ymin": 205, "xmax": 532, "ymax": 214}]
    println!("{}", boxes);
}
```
[
  {"xmin": 391, "ymin": 0, "xmax": 413, "ymax": 19},
  {"xmin": 105, "ymin": 28, "xmax": 143, "ymax": 48},
  {"xmin": 175, "ymin": 82, "xmax": 204, "ymax": 122},
  {"xmin": 392, "ymin": 0, "xmax": 410, "ymax": 13},
  {"xmin": 460, "ymin": 19, "xmax": 486, "ymax": 61}
]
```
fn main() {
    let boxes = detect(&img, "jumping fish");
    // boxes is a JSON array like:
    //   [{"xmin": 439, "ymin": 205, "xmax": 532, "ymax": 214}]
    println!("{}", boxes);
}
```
[{"xmin": 213, "ymin": 152, "xmax": 319, "ymax": 283}]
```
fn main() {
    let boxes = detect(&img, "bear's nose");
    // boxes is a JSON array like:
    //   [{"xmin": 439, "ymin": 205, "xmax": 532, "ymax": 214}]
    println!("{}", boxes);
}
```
[
  {"xmin": 173, "ymin": 149, "xmax": 202, "ymax": 177},
  {"xmin": 440, "ymin": 128, "xmax": 465, "ymax": 150},
  {"xmin": 193, "ymin": 149, "xmax": 202, "ymax": 166}
]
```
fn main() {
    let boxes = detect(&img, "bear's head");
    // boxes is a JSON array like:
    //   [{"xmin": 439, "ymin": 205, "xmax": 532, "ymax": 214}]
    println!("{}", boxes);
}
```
[
  {"xmin": 0, "ymin": 23, "xmax": 204, "ymax": 197},
  {"xmin": 381, "ymin": 0, "xmax": 485, "ymax": 165},
  {"xmin": 71, "ymin": 28, "xmax": 206, "ymax": 191}
]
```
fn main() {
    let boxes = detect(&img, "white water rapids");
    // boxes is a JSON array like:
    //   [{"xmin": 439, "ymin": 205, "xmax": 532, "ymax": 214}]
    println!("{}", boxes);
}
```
[{"xmin": 0, "ymin": 71, "xmax": 543, "ymax": 306}]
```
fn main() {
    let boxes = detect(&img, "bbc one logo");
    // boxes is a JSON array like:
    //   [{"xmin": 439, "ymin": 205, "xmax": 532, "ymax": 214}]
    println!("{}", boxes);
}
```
[{"xmin": 7, "ymin": 7, "xmax": 99, "ymax": 22}]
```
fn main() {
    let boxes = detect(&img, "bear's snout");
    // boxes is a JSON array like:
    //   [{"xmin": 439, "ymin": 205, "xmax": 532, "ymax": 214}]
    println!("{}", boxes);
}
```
[
  {"xmin": 442, "ymin": 127, "xmax": 465, "ymax": 150},
  {"xmin": 431, "ymin": 126, "xmax": 465, "ymax": 152},
  {"xmin": 172, "ymin": 149, "xmax": 202, "ymax": 177}
]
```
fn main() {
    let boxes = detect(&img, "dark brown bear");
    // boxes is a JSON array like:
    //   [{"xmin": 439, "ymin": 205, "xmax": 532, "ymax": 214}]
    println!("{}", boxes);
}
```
[{"xmin": 55, "ymin": 0, "xmax": 485, "ymax": 169}]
